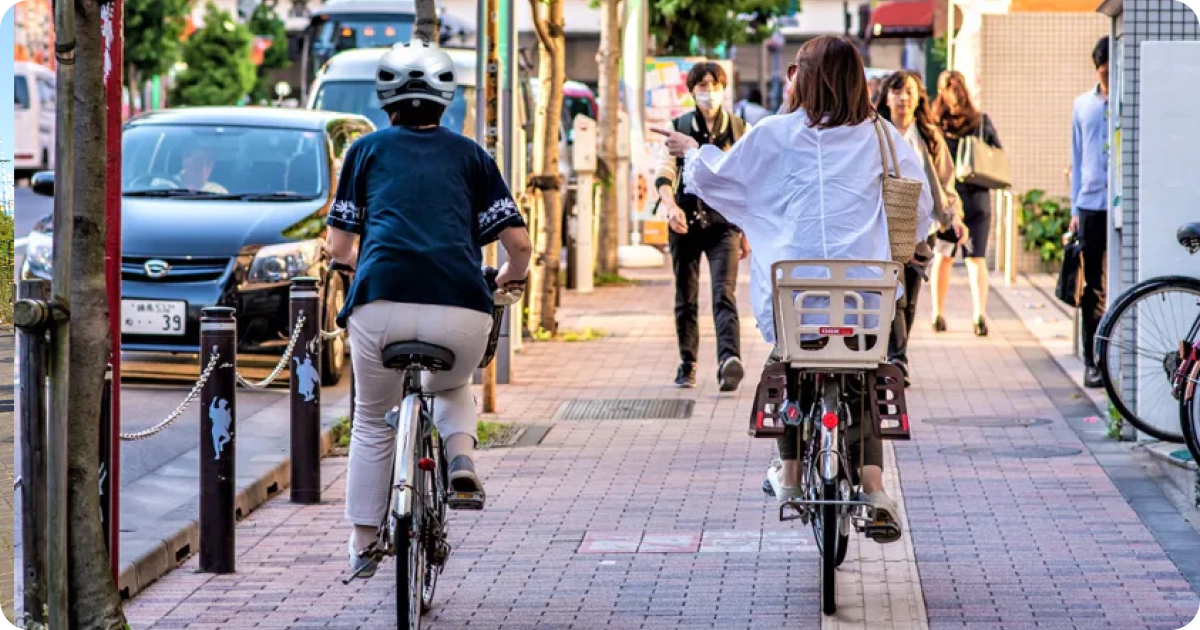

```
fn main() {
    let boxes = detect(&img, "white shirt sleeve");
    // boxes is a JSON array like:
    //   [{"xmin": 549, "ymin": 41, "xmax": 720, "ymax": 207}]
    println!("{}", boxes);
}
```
[{"xmin": 680, "ymin": 124, "xmax": 775, "ymax": 227}]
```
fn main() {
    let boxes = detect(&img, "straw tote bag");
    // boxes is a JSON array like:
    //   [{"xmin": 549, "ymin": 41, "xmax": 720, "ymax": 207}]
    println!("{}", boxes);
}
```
[{"xmin": 872, "ymin": 117, "xmax": 924, "ymax": 264}]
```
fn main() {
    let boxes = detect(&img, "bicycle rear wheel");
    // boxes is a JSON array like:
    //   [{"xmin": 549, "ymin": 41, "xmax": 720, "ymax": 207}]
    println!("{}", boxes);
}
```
[
  {"xmin": 1182, "ymin": 371, "xmax": 1200, "ymax": 464},
  {"xmin": 819, "ymin": 481, "xmax": 839, "ymax": 616},
  {"xmin": 394, "ymin": 510, "xmax": 425, "ymax": 630},
  {"xmin": 1095, "ymin": 276, "xmax": 1200, "ymax": 442},
  {"xmin": 812, "ymin": 469, "xmax": 850, "ymax": 568}
]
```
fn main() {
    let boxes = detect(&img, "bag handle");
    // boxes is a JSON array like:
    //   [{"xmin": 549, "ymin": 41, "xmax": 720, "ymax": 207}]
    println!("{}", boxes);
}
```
[{"xmin": 872, "ymin": 116, "xmax": 902, "ymax": 179}]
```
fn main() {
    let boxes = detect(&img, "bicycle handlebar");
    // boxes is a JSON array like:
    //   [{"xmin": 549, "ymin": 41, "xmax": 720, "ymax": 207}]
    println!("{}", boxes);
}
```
[{"xmin": 483, "ymin": 266, "xmax": 527, "ymax": 306}]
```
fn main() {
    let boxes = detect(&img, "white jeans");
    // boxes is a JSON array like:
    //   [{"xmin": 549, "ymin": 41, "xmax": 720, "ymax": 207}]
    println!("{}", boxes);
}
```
[{"xmin": 345, "ymin": 301, "xmax": 492, "ymax": 527}]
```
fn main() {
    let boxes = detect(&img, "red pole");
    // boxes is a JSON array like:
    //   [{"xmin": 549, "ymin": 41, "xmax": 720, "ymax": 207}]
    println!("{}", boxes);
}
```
[{"xmin": 102, "ymin": 0, "xmax": 124, "ymax": 580}]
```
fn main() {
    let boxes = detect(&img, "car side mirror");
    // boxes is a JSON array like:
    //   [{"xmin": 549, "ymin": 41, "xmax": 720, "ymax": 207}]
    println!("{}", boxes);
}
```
[{"xmin": 32, "ymin": 171, "xmax": 54, "ymax": 197}]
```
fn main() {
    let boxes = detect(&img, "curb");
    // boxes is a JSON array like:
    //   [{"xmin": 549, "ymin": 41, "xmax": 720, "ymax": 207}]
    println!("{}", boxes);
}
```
[{"xmin": 115, "ymin": 395, "xmax": 348, "ymax": 601}]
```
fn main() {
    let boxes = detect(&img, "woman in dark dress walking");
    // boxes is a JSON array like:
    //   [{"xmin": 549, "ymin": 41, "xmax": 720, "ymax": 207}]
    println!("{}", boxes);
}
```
[{"xmin": 931, "ymin": 70, "xmax": 1003, "ymax": 336}]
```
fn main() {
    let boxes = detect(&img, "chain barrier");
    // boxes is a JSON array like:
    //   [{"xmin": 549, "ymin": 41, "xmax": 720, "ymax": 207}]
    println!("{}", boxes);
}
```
[
  {"xmin": 236, "ymin": 313, "xmax": 307, "ymax": 389},
  {"xmin": 113, "ymin": 313, "xmax": 338, "ymax": 441},
  {"xmin": 120, "ymin": 350, "xmax": 222, "ymax": 441}
]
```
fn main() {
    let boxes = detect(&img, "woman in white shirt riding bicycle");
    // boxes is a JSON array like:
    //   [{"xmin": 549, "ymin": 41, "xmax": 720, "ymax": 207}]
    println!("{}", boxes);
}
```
[{"xmin": 655, "ymin": 36, "xmax": 933, "ymax": 541}]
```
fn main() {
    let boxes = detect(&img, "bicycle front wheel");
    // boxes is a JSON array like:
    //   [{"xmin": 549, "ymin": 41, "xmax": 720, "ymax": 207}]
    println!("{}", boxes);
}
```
[{"xmin": 1095, "ymin": 276, "xmax": 1200, "ymax": 442}]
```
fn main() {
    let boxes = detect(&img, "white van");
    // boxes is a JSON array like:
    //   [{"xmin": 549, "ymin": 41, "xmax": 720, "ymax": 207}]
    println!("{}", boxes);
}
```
[
  {"xmin": 14, "ymin": 62, "xmax": 56, "ymax": 176},
  {"xmin": 307, "ymin": 47, "xmax": 480, "ymax": 134}
]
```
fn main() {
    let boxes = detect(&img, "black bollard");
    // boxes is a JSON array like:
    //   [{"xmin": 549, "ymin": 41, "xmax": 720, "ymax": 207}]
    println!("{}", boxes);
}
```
[
  {"xmin": 290, "ymin": 277, "xmax": 322, "ymax": 504},
  {"xmin": 18, "ymin": 279, "xmax": 49, "ymax": 625},
  {"xmin": 99, "ymin": 364, "xmax": 113, "ymax": 556},
  {"xmin": 199, "ymin": 306, "xmax": 237, "ymax": 574}
]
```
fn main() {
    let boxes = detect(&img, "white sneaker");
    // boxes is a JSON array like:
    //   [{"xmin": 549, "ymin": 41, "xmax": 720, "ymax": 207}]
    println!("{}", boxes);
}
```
[{"xmin": 767, "ymin": 461, "xmax": 803, "ymax": 504}]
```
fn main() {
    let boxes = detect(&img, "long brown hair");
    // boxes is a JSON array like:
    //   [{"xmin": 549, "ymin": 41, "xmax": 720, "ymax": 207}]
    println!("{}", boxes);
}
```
[
  {"xmin": 786, "ymin": 36, "xmax": 872, "ymax": 129},
  {"xmin": 932, "ymin": 70, "xmax": 982, "ymax": 138},
  {"xmin": 875, "ymin": 70, "xmax": 945, "ymax": 159}
]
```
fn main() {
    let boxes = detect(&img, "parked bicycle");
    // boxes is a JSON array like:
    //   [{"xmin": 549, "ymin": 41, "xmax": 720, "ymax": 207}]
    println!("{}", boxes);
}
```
[
  {"xmin": 1095, "ymin": 222, "xmax": 1200, "ymax": 445},
  {"xmin": 1159, "ymin": 224, "xmax": 1200, "ymax": 463},
  {"xmin": 342, "ymin": 266, "xmax": 524, "ymax": 630},
  {"xmin": 750, "ymin": 260, "xmax": 911, "ymax": 616}
]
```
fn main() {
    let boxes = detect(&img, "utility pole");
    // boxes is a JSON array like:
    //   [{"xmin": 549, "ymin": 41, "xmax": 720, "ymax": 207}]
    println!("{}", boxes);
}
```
[
  {"xmin": 102, "ymin": 0, "xmax": 125, "ymax": 579},
  {"xmin": 481, "ymin": 0, "xmax": 501, "ymax": 412},
  {"xmin": 48, "ymin": 0, "xmax": 76, "ymax": 625}
]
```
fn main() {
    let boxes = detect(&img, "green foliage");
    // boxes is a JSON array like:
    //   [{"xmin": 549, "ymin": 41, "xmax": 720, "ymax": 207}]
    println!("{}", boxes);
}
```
[
  {"xmin": 124, "ymin": 0, "xmax": 191, "ymax": 83},
  {"xmin": 650, "ymin": 0, "xmax": 794, "ymax": 56},
  {"xmin": 532, "ymin": 327, "xmax": 608, "ymax": 342},
  {"xmin": 1017, "ymin": 189, "xmax": 1071, "ymax": 269},
  {"xmin": 0, "ymin": 211, "xmax": 13, "ymax": 323},
  {"xmin": 172, "ymin": 2, "xmax": 256, "ymax": 107},
  {"xmin": 248, "ymin": 2, "xmax": 292, "ymax": 103},
  {"xmin": 595, "ymin": 273, "xmax": 635, "ymax": 286},
  {"xmin": 1106, "ymin": 402, "xmax": 1123, "ymax": 439},
  {"xmin": 331, "ymin": 415, "xmax": 353, "ymax": 448}
]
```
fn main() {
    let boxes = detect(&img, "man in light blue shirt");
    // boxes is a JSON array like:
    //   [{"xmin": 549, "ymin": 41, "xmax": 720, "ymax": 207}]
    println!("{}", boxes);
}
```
[{"xmin": 1070, "ymin": 36, "xmax": 1110, "ymax": 388}]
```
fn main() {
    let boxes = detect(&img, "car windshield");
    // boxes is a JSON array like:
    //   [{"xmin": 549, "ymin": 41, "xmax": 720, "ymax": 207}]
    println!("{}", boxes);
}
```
[
  {"xmin": 15, "ymin": 76, "xmax": 30, "ymax": 110},
  {"xmin": 312, "ymin": 81, "xmax": 471, "ymax": 134},
  {"xmin": 121, "ymin": 124, "xmax": 326, "ymax": 198}
]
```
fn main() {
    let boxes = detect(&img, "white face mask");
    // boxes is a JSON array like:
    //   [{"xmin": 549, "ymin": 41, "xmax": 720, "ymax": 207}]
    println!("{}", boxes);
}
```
[{"xmin": 695, "ymin": 90, "xmax": 724, "ymax": 111}]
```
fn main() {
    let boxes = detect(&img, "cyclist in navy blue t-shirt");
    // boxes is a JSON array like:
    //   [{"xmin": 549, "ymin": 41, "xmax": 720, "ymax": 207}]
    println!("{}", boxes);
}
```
[{"xmin": 324, "ymin": 41, "xmax": 532, "ymax": 577}]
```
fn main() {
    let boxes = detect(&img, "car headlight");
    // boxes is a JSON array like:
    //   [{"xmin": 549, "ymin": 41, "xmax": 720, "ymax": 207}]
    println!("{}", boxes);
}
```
[
  {"xmin": 247, "ymin": 239, "xmax": 322, "ymax": 284},
  {"xmin": 27, "ymin": 231, "xmax": 53, "ymax": 272}
]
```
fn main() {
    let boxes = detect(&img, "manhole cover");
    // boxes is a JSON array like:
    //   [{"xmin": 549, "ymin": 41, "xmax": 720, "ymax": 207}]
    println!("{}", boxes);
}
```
[
  {"xmin": 939, "ymin": 446, "xmax": 1082, "ymax": 459},
  {"xmin": 556, "ymin": 399, "xmax": 695, "ymax": 421},
  {"xmin": 925, "ymin": 416, "xmax": 1053, "ymax": 428}
]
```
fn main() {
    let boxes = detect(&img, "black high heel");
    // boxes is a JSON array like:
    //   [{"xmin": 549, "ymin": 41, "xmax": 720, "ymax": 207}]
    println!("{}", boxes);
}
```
[
  {"xmin": 974, "ymin": 317, "xmax": 989, "ymax": 337},
  {"xmin": 932, "ymin": 316, "xmax": 947, "ymax": 333}
]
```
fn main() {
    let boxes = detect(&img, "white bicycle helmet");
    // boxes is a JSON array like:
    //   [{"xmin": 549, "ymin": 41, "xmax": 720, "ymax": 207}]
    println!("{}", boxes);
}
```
[{"xmin": 375, "ymin": 40, "xmax": 457, "ymax": 109}]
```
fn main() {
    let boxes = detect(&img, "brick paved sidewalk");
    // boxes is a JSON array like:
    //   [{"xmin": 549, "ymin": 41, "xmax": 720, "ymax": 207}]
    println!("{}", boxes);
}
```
[{"xmin": 122, "ymin": 266, "xmax": 1199, "ymax": 630}]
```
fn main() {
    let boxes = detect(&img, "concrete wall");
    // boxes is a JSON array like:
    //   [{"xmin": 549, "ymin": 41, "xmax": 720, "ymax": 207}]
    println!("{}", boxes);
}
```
[{"xmin": 977, "ymin": 12, "xmax": 1108, "ymax": 203}]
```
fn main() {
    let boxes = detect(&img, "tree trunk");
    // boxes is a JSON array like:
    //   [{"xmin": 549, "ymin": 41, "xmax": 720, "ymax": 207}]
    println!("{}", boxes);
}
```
[
  {"xmin": 413, "ymin": 0, "xmax": 439, "ymax": 45},
  {"xmin": 126, "ymin": 63, "xmax": 138, "ymax": 116},
  {"xmin": 530, "ymin": 0, "xmax": 566, "ymax": 333},
  {"xmin": 596, "ymin": 0, "xmax": 621, "ymax": 275},
  {"xmin": 68, "ymin": 1, "xmax": 126, "ymax": 628}
]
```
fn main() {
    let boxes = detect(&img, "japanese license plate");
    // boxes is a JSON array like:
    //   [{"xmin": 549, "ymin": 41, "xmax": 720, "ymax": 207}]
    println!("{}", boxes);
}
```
[{"xmin": 122, "ymin": 300, "xmax": 187, "ymax": 336}]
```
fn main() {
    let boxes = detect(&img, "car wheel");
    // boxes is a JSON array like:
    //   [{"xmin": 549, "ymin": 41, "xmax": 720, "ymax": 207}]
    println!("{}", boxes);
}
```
[{"xmin": 321, "ymin": 271, "xmax": 346, "ymax": 386}]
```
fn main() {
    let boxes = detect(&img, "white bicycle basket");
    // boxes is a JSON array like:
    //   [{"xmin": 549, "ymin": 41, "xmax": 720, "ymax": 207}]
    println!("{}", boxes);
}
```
[{"xmin": 771, "ymin": 260, "xmax": 903, "ymax": 370}]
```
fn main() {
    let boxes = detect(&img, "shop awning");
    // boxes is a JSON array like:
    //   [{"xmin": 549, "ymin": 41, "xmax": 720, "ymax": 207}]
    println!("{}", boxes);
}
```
[{"xmin": 869, "ymin": 0, "xmax": 934, "ymax": 38}]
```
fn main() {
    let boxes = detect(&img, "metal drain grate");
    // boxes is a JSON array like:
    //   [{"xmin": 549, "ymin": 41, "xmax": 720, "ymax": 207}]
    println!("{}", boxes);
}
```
[
  {"xmin": 555, "ymin": 399, "xmax": 695, "ymax": 421},
  {"xmin": 925, "ymin": 416, "xmax": 1053, "ymax": 428},
  {"xmin": 939, "ymin": 446, "xmax": 1082, "ymax": 459}
]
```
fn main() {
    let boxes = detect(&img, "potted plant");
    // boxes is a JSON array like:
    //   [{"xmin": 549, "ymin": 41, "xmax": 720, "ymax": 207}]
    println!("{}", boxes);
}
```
[{"xmin": 1017, "ymin": 189, "xmax": 1072, "ymax": 273}]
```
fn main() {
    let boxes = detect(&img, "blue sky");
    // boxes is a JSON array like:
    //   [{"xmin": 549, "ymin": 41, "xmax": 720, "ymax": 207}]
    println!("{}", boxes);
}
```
[{"xmin": 1, "ymin": 7, "xmax": 12, "ymax": 165}]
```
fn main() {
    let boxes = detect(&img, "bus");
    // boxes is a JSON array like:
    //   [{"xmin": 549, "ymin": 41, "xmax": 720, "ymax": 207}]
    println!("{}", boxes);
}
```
[{"xmin": 298, "ymin": 0, "xmax": 474, "ymax": 101}]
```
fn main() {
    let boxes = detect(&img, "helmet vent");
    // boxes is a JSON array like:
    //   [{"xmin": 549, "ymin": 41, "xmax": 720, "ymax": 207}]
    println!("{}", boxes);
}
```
[
  {"xmin": 378, "ymin": 70, "xmax": 396, "ymax": 82},
  {"xmin": 408, "ymin": 70, "xmax": 425, "ymax": 79},
  {"xmin": 438, "ymin": 72, "xmax": 455, "ymax": 82}
]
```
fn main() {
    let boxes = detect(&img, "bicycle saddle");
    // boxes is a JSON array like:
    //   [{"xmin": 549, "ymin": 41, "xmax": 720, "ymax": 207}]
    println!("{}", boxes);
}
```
[
  {"xmin": 382, "ymin": 341, "xmax": 456, "ymax": 372},
  {"xmin": 1178, "ymin": 222, "xmax": 1200, "ymax": 254}
]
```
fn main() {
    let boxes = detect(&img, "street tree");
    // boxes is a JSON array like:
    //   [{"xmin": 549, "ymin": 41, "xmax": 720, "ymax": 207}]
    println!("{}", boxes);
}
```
[
  {"xmin": 595, "ymin": 0, "xmax": 621, "ymax": 276},
  {"xmin": 63, "ymin": 1, "xmax": 129, "ymax": 628},
  {"xmin": 529, "ymin": 0, "xmax": 567, "ymax": 332},
  {"xmin": 172, "ymin": 2, "xmax": 256, "ymax": 107},
  {"xmin": 124, "ymin": 0, "xmax": 190, "ymax": 114},
  {"xmin": 247, "ymin": 2, "xmax": 291, "ymax": 103},
  {"xmin": 650, "ymin": 0, "xmax": 793, "ymax": 55},
  {"xmin": 414, "ymin": 0, "xmax": 438, "ymax": 43}
]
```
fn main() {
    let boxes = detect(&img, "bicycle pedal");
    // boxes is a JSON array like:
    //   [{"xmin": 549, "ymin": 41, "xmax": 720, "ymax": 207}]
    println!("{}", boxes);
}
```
[
  {"xmin": 447, "ymin": 490, "xmax": 486, "ymax": 511},
  {"xmin": 863, "ymin": 521, "xmax": 901, "ymax": 543},
  {"xmin": 779, "ymin": 501, "xmax": 806, "ymax": 523}
]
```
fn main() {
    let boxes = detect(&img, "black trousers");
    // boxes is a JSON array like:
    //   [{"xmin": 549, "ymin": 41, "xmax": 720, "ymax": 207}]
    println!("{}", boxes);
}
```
[
  {"xmin": 669, "ymin": 225, "xmax": 741, "ymax": 366},
  {"xmin": 887, "ymin": 264, "xmax": 923, "ymax": 371},
  {"xmin": 1078, "ymin": 209, "xmax": 1107, "ymax": 368}
]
